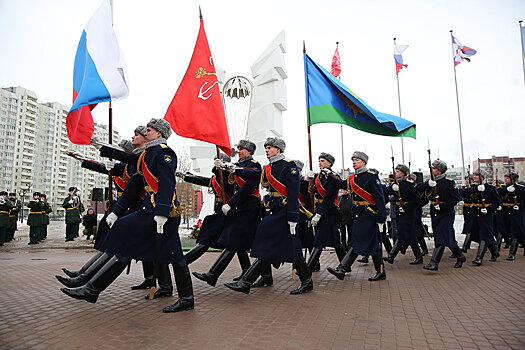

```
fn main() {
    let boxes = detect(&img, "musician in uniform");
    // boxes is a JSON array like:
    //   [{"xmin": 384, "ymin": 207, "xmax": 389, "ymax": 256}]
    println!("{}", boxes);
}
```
[
  {"xmin": 27, "ymin": 192, "xmax": 43, "ymax": 245},
  {"xmin": 498, "ymin": 172, "xmax": 525, "ymax": 260},
  {"xmin": 225, "ymin": 137, "xmax": 313, "ymax": 295},
  {"xmin": 41, "ymin": 194, "xmax": 52, "ymax": 241},
  {"xmin": 62, "ymin": 187, "xmax": 84, "ymax": 242},
  {"xmin": 305, "ymin": 153, "xmax": 347, "ymax": 272},
  {"xmin": 326, "ymin": 151, "xmax": 387, "ymax": 282},
  {"xmin": 0, "ymin": 191, "xmax": 14, "ymax": 246},
  {"xmin": 416, "ymin": 160, "xmax": 466, "ymax": 271}
]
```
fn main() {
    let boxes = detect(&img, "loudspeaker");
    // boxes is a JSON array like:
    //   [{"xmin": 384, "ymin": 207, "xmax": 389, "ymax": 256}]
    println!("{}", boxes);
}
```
[
  {"xmin": 92, "ymin": 188, "xmax": 104, "ymax": 201},
  {"xmin": 413, "ymin": 171, "xmax": 423, "ymax": 184}
]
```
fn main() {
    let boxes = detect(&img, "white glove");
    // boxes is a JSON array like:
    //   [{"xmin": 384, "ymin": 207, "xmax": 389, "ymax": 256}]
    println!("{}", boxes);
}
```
[
  {"xmin": 477, "ymin": 184, "xmax": 485, "ymax": 192},
  {"xmin": 154, "ymin": 215, "xmax": 168, "ymax": 234},
  {"xmin": 434, "ymin": 204, "xmax": 440, "ymax": 211},
  {"xmin": 480, "ymin": 208, "xmax": 487, "ymax": 214},
  {"xmin": 320, "ymin": 168, "xmax": 331, "ymax": 176},
  {"xmin": 288, "ymin": 221, "xmax": 297, "ymax": 235},
  {"xmin": 0, "ymin": 198, "xmax": 5, "ymax": 205},
  {"xmin": 73, "ymin": 196, "xmax": 79, "ymax": 200},
  {"xmin": 213, "ymin": 159, "xmax": 222, "ymax": 168},
  {"xmin": 428, "ymin": 180, "xmax": 437, "ymax": 187},
  {"xmin": 377, "ymin": 223, "xmax": 385, "ymax": 231},
  {"xmin": 311, "ymin": 213, "xmax": 321, "ymax": 227},
  {"xmin": 68, "ymin": 199, "xmax": 74, "ymax": 204},
  {"xmin": 507, "ymin": 186, "xmax": 515, "ymax": 193},
  {"xmin": 106, "ymin": 212, "xmax": 119, "ymax": 228},
  {"xmin": 223, "ymin": 162, "xmax": 236, "ymax": 172},
  {"xmin": 398, "ymin": 206, "xmax": 404, "ymax": 213},
  {"xmin": 104, "ymin": 160, "xmax": 117, "ymax": 171},
  {"xmin": 513, "ymin": 205, "xmax": 519, "ymax": 211},
  {"xmin": 392, "ymin": 184, "xmax": 399, "ymax": 191},
  {"xmin": 307, "ymin": 220, "xmax": 312, "ymax": 228},
  {"xmin": 222, "ymin": 204, "xmax": 231, "ymax": 215},
  {"xmin": 90, "ymin": 137, "xmax": 103, "ymax": 150},
  {"xmin": 306, "ymin": 171, "xmax": 315, "ymax": 180},
  {"xmin": 496, "ymin": 206, "xmax": 502, "ymax": 211}
]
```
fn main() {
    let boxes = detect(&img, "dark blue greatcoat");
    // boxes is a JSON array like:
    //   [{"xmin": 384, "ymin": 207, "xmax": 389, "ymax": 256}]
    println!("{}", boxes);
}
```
[
  {"xmin": 297, "ymin": 178, "xmax": 314, "ymax": 249},
  {"xmin": 414, "ymin": 195, "xmax": 428, "ymax": 238},
  {"xmin": 312, "ymin": 173, "xmax": 343, "ymax": 249},
  {"xmin": 416, "ymin": 177, "xmax": 460, "ymax": 248},
  {"xmin": 184, "ymin": 168, "xmax": 233, "ymax": 249},
  {"xmin": 328, "ymin": 170, "xmax": 386, "ymax": 256},
  {"xmin": 103, "ymin": 143, "xmax": 186, "ymax": 266},
  {"xmin": 250, "ymin": 158, "xmax": 303, "ymax": 263},
  {"xmin": 464, "ymin": 184, "xmax": 501, "ymax": 245},
  {"xmin": 384, "ymin": 179, "xmax": 419, "ymax": 245},
  {"xmin": 498, "ymin": 184, "xmax": 525, "ymax": 239},
  {"xmin": 458, "ymin": 186, "xmax": 479, "ymax": 243},
  {"xmin": 217, "ymin": 157, "xmax": 261, "ymax": 252}
]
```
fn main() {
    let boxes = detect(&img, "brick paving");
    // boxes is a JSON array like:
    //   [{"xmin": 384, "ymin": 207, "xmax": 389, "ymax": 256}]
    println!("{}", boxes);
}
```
[{"xmin": 1, "ymin": 234, "xmax": 524, "ymax": 350}]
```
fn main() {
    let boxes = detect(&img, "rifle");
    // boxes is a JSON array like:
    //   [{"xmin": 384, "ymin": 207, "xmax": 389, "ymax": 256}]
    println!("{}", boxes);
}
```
[
  {"xmin": 390, "ymin": 146, "xmax": 403, "ymax": 204},
  {"xmin": 477, "ymin": 156, "xmax": 486, "ymax": 207},
  {"xmin": 427, "ymin": 139, "xmax": 440, "ymax": 203}
]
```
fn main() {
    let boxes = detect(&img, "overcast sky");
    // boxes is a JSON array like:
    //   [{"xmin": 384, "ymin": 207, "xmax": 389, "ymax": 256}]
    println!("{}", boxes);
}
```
[{"xmin": 1, "ymin": 0, "xmax": 524, "ymax": 174}]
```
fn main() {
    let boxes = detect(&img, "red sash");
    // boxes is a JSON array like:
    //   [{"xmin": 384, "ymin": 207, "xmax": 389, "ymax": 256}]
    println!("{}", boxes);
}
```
[
  {"xmin": 234, "ymin": 175, "xmax": 261, "ymax": 198},
  {"xmin": 298, "ymin": 193, "xmax": 306, "ymax": 205},
  {"xmin": 139, "ymin": 152, "xmax": 159, "ymax": 193},
  {"xmin": 349, "ymin": 174, "xmax": 375, "ymax": 205},
  {"xmin": 211, "ymin": 175, "xmax": 230, "ymax": 202},
  {"xmin": 315, "ymin": 174, "xmax": 339, "ymax": 206},
  {"xmin": 265, "ymin": 165, "xmax": 288, "ymax": 197},
  {"xmin": 123, "ymin": 164, "xmax": 131, "ymax": 183}
]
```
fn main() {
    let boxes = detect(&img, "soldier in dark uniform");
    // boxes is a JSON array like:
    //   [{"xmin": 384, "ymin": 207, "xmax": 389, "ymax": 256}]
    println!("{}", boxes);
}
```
[
  {"xmin": 464, "ymin": 170, "xmax": 501, "ymax": 265},
  {"xmin": 458, "ymin": 175, "xmax": 475, "ymax": 253},
  {"xmin": 326, "ymin": 151, "xmax": 387, "ymax": 282},
  {"xmin": 338, "ymin": 189, "xmax": 353, "ymax": 251},
  {"xmin": 498, "ymin": 172, "xmax": 525, "ymax": 260},
  {"xmin": 62, "ymin": 187, "xmax": 84, "ymax": 242},
  {"xmin": 224, "ymin": 137, "xmax": 313, "ymax": 295},
  {"xmin": 6, "ymin": 193, "xmax": 21, "ymax": 242},
  {"xmin": 416, "ymin": 160, "xmax": 466, "ymax": 271},
  {"xmin": 27, "ymin": 192, "xmax": 43, "ymax": 245},
  {"xmin": 192, "ymin": 139, "xmax": 261, "ymax": 288},
  {"xmin": 305, "ymin": 153, "xmax": 347, "ymax": 272},
  {"xmin": 0, "ymin": 191, "xmax": 14, "ymax": 246},
  {"xmin": 492, "ymin": 178, "xmax": 507, "ymax": 254},
  {"xmin": 61, "ymin": 118, "xmax": 194, "ymax": 313},
  {"xmin": 41, "ymin": 194, "xmax": 52, "ymax": 240},
  {"xmin": 408, "ymin": 173, "xmax": 429, "ymax": 255},
  {"xmin": 384, "ymin": 164, "xmax": 424, "ymax": 265}
]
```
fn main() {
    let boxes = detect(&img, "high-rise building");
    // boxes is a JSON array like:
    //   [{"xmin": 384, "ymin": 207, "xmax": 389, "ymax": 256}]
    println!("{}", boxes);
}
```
[
  {"xmin": 0, "ymin": 86, "xmax": 120, "ymax": 218},
  {"xmin": 473, "ymin": 156, "xmax": 525, "ymax": 182}
]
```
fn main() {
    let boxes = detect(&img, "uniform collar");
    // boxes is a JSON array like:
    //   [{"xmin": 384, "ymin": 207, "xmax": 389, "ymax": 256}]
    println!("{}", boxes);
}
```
[
  {"xmin": 355, "ymin": 167, "xmax": 368, "ymax": 174},
  {"xmin": 435, "ymin": 173, "xmax": 446, "ymax": 181},
  {"xmin": 145, "ymin": 138, "xmax": 168, "ymax": 149},
  {"xmin": 238, "ymin": 155, "xmax": 253, "ymax": 164},
  {"xmin": 269, "ymin": 153, "xmax": 285, "ymax": 164}
]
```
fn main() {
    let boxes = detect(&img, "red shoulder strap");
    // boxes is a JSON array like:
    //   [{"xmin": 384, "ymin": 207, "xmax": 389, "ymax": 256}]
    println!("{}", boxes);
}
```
[
  {"xmin": 265, "ymin": 165, "xmax": 288, "ymax": 197},
  {"xmin": 234, "ymin": 175, "xmax": 260, "ymax": 198},
  {"xmin": 212, "ymin": 175, "xmax": 230, "ymax": 202},
  {"xmin": 349, "ymin": 174, "xmax": 375, "ymax": 205}
]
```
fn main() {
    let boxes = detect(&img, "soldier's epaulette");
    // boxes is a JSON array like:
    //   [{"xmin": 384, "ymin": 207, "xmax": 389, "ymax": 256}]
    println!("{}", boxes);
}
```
[
  {"xmin": 283, "ymin": 158, "xmax": 294, "ymax": 163},
  {"xmin": 517, "ymin": 183, "xmax": 524, "ymax": 187},
  {"xmin": 160, "ymin": 144, "xmax": 168, "ymax": 148},
  {"xmin": 367, "ymin": 170, "xmax": 375, "ymax": 174}
]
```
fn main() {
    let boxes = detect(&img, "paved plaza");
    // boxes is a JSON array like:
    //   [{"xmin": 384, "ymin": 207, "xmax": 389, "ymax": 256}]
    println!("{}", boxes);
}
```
[{"xmin": 0, "ymin": 222, "xmax": 524, "ymax": 350}]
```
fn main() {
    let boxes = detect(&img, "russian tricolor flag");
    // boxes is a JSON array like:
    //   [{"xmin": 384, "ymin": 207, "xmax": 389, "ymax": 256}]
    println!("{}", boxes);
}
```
[
  {"xmin": 394, "ymin": 44, "xmax": 409, "ymax": 75},
  {"xmin": 452, "ymin": 35, "xmax": 476, "ymax": 67},
  {"xmin": 67, "ymin": 0, "xmax": 129, "ymax": 144}
]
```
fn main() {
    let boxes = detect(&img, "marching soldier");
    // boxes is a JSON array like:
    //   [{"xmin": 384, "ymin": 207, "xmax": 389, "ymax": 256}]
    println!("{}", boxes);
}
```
[
  {"xmin": 305, "ymin": 153, "xmax": 347, "ymax": 272},
  {"xmin": 465, "ymin": 170, "xmax": 501, "ymax": 265},
  {"xmin": 492, "ymin": 178, "xmax": 507, "ymax": 254},
  {"xmin": 41, "ymin": 194, "xmax": 52, "ymax": 240},
  {"xmin": 0, "ymin": 191, "xmax": 14, "ymax": 246},
  {"xmin": 62, "ymin": 187, "xmax": 84, "ymax": 242},
  {"xmin": 225, "ymin": 137, "xmax": 313, "ymax": 295},
  {"xmin": 326, "ymin": 151, "xmax": 387, "ymax": 282},
  {"xmin": 27, "ymin": 192, "xmax": 43, "ymax": 245},
  {"xmin": 192, "ymin": 140, "xmax": 261, "ymax": 287},
  {"xmin": 384, "ymin": 164, "xmax": 424, "ymax": 265},
  {"xmin": 408, "ymin": 173, "xmax": 429, "ymax": 255},
  {"xmin": 6, "ymin": 193, "xmax": 21, "ymax": 242},
  {"xmin": 498, "ymin": 172, "xmax": 525, "ymax": 260},
  {"xmin": 416, "ymin": 160, "xmax": 466, "ymax": 271},
  {"xmin": 458, "ymin": 175, "xmax": 476, "ymax": 253}
]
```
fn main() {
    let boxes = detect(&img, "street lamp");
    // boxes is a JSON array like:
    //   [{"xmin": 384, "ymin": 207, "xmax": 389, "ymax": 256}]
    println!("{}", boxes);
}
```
[{"xmin": 19, "ymin": 185, "xmax": 31, "ymax": 223}]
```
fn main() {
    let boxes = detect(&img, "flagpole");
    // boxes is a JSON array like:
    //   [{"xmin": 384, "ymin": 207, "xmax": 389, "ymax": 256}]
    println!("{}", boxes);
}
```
[
  {"xmin": 393, "ymin": 38, "xmax": 405, "ymax": 164},
  {"xmin": 335, "ymin": 41, "xmax": 345, "ymax": 173},
  {"xmin": 450, "ymin": 30, "xmax": 466, "ymax": 185},
  {"xmin": 518, "ymin": 21, "xmax": 525, "ymax": 88},
  {"xmin": 107, "ymin": 101, "xmax": 114, "ymax": 211}
]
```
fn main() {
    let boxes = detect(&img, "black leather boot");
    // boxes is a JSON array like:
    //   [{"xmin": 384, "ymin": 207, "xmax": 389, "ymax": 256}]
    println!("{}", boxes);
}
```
[
  {"xmin": 232, "ymin": 251, "xmax": 251, "ymax": 281},
  {"xmin": 146, "ymin": 264, "xmax": 172, "ymax": 299},
  {"xmin": 192, "ymin": 249, "xmax": 235, "ymax": 287},
  {"xmin": 409, "ymin": 243, "xmax": 424, "ymax": 265},
  {"xmin": 307, "ymin": 247, "xmax": 322, "ymax": 272},
  {"xmin": 418, "ymin": 236, "xmax": 429, "ymax": 255},
  {"xmin": 224, "ymin": 259, "xmax": 269, "ymax": 294},
  {"xmin": 56, "ymin": 252, "xmax": 113, "ymax": 288},
  {"xmin": 472, "ymin": 241, "xmax": 486, "ymax": 266},
  {"xmin": 252, "ymin": 263, "xmax": 273, "ymax": 288},
  {"xmin": 495, "ymin": 233, "xmax": 503, "ymax": 254},
  {"xmin": 369, "ymin": 249, "xmax": 386, "ymax": 281},
  {"xmin": 386, "ymin": 241, "xmax": 400, "ymax": 264},
  {"xmin": 423, "ymin": 245, "xmax": 445, "ymax": 271},
  {"xmin": 62, "ymin": 251, "xmax": 105, "ymax": 278},
  {"xmin": 382, "ymin": 232, "xmax": 393, "ymax": 255},
  {"xmin": 487, "ymin": 244, "xmax": 500, "ymax": 262},
  {"xmin": 184, "ymin": 243, "xmax": 209, "ymax": 265},
  {"xmin": 290, "ymin": 259, "xmax": 313, "ymax": 295},
  {"xmin": 450, "ymin": 247, "xmax": 467, "ymax": 268},
  {"xmin": 60, "ymin": 256, "xmax": 127, "ymax": 303},
  {"xmin": 507, "ymin": 238, "xmax": 518, "ymax": 261},
  {"xmin": 461, "ymin": 233, "xmax": 472, "ymax": 253},
  {"xmin": 335, "ymin": 247, "xmax": 347, "ymax": 262},
  {"xmin": 357, "ymin": 256, "xmax": 369, "ymax": 263},
  {"xmin": 162, "ymin": 265, "xmax": 194, "ymax": 313},
  {"xmin": 326, "ymin": 248, "xmax": 358, "ymax": 280},
  {"xmin": 131, "ymin": 261, "xmax": 155, "ymax": 290}
]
